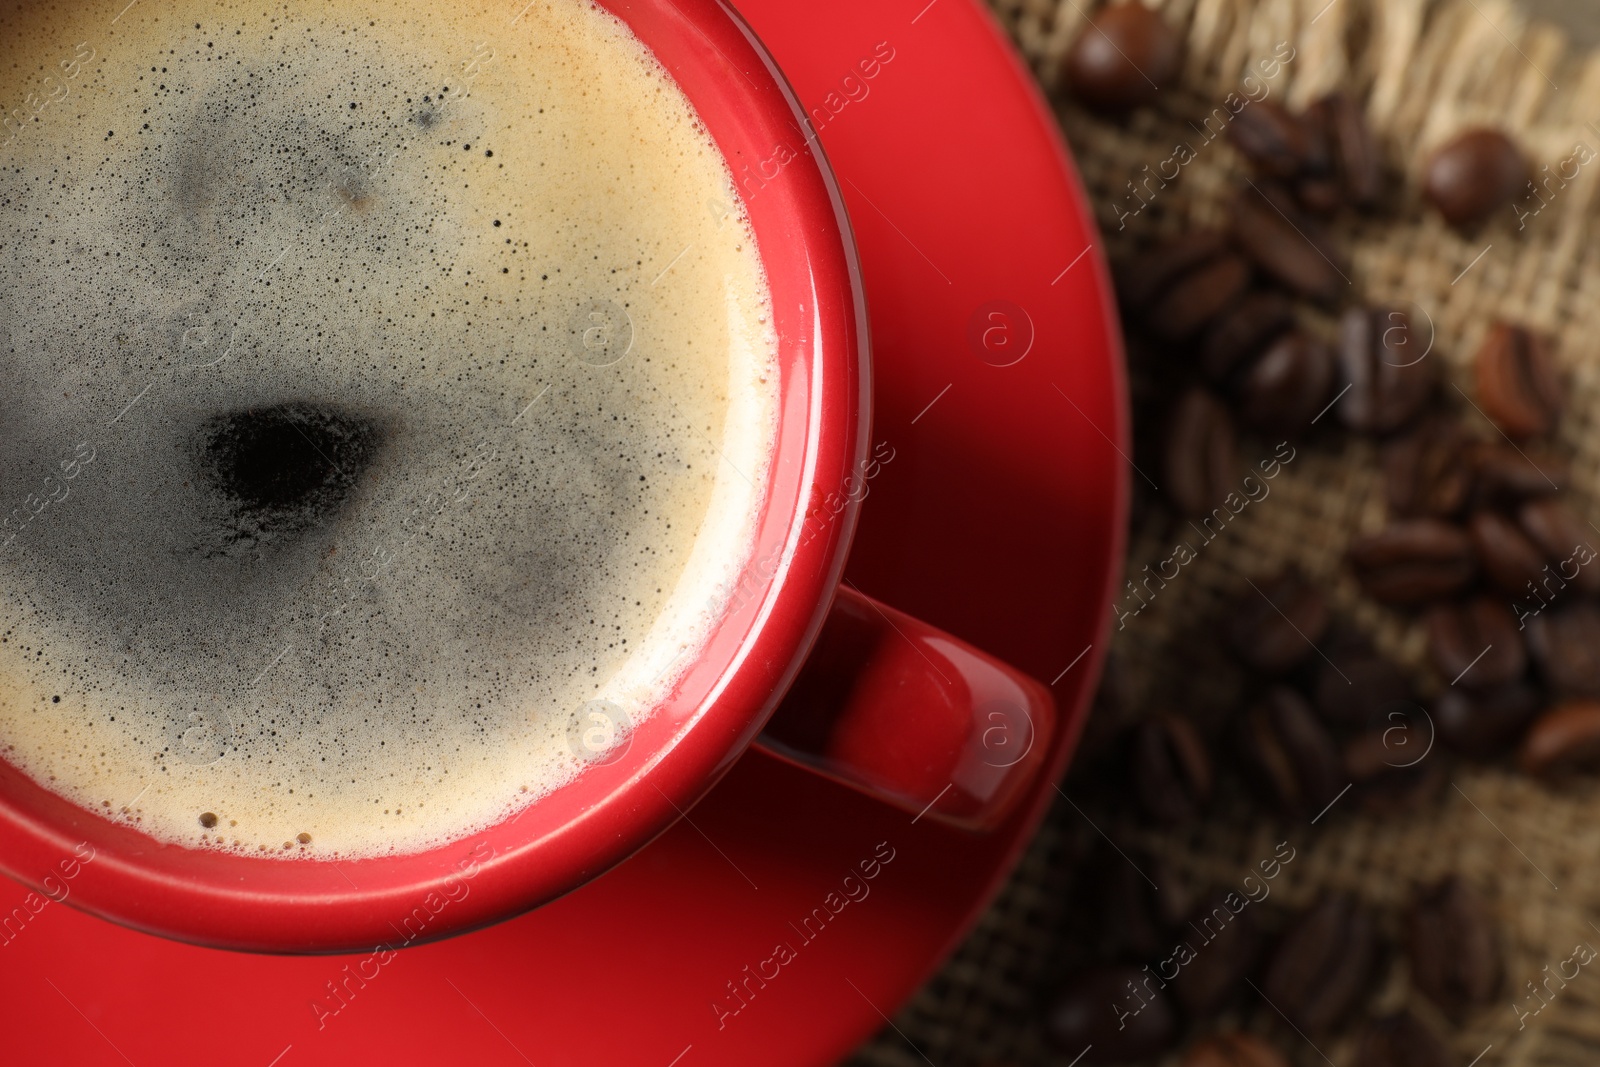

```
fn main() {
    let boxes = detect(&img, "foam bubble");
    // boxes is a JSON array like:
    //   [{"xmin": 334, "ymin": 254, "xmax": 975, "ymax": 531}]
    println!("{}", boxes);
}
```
[{"xmin": 0, "ymin": 0, "xmax": 777, "ymax": 858}]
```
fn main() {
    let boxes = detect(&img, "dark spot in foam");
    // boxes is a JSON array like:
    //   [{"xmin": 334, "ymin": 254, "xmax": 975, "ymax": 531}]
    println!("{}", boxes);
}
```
[{"xmin": 197, "ymin": 402, "xmax": 385, "ymax": 543}]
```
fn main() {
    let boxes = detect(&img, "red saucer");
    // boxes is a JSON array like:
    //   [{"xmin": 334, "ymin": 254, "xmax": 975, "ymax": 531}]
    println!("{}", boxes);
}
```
[{"xmin": 0, "ymin": 1, "xmax": 1126, "ymax": 1063}]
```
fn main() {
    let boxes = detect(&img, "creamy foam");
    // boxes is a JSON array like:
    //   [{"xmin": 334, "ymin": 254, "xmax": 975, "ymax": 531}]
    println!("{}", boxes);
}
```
[{"xmin": 0, "ymin": 0, "xmax": 777, "ymax": 857}]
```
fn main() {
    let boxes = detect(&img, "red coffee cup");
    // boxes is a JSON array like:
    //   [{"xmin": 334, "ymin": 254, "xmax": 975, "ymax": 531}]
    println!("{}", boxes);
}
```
[{"xmin": 0, "ymin": 0, "xmax": 1056, "ymax": 953}]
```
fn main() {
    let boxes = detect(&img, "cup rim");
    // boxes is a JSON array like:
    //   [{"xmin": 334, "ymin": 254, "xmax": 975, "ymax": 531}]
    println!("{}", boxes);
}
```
[{"xmin": 0, "ymin": 0, "xmax": 869, "ymax": 953}]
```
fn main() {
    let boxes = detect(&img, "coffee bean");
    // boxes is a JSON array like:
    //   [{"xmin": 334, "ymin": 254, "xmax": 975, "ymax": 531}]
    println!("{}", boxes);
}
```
[
  {"xmin": 1424, "ymin": 128, "xmax": 1529, "ymax": 230},
  {"xmin": 1435, "ymin": 682, "xmax": 1541, "ymax": 757},
  {"xmin": 1227, "ymin": 570, "xmax": 1329, "ymax": 674},
  {"xmin": 1165, "ymin": 388, "xmax": 1238, "ymax": 518},
  {"xmin": 1475, "ymin": 322, "xmax": 1563, "ymax": 439},
  {"xmin": 1229, "ymin": 100, "xmax": 1309, "ymax": 178},
  {"xmin": 1199, "ymin": 291, "xmax": 1295, "ymax": 383},
  {"xmin": 1118, "ymin": 233, "xmax": 1252, "ymax": 342},
  {"xmin": 1469, "ymin": 511, "xmax": 1546, "ymax": 595},
  {"xmin": 1118, "ymin": 231, "xmax": 1230, "ymax": 310},
  {"xmin": 1237, "ymin": 688, "xmax": 1343, "ymax": 817},
  {"xmin": 1150, "ymin": 255, "xmax": 1253, "ymax": 342},
  {"xmin": 1076, "ymin": 646, "xmax": 1136, "ymax": 762},
  {"xmin": 1294, "ymin": 175, "xmax": 1345, "ymax": 216},
  {"xmin": 1356, "ymin": 1012, "xmax": 1453, "ymax": 1067},
  {"xmin": 1345, "ymin": 727, "xmax": 1441, "ymax": 811},
  {"xmin": 1261, "ymin": 894, "xmax": 1377, "ymax": 1033},
  {"xmin": 1472, "ymin": 442, "xmax": 1566, "ymax": 502},
  {"xmin": 1235, "ymin": 331, "xmax": 1335, "ymax": 438},
  {"xmin": 1344, "ymin": 729, "xmax": 1445, "ymax": 813},
  {"xmin": 1171, "ymin": 891, "xmax": 1261, "ymax": 1015},
  {"xmin": 1120, "ymin": 230, "xmax": 1228, "ymax": 307},
  {"xmin": 1427, "ymin": 597, "xmax": 1526, "ymax": 688},
  {"xmin": 1132, "ymin": 713, "xmax": 1212, "ymax": 825},
  {"xmin": 1091, "ymin": 844, "xmax": 1190, "ymax": 961},
  {"xmin": 1297, "ymin": 97, "xmax": 1333, "ymax": 174},
  {"xmin": 1519, "ymin": 699, "xmax": 1600, "ymax": 775},
  {"xmin": 1181, "ymin": 1033, "xmax": 1289, "ymax": 1067},
  {"xmin": 1526, "ymin": 604, "xmax": 1600, "ymax": 697},
  {"xmin": 1230, "ymin": 185, "xmax": 1346, "ymax": 303},
  {"xmin": 1384, "ymin": 418, "xmax": 1474, "ymax": 519},
  {"xmin": 1292, "ymin": 99, "xmax": 1343, "ymax": 215},
  {"xmin": 1408, "ymin": 875, "xmax": 1502, "ymax": 1018},
  {"xmin": 1313, "ymin": 631, "xmax": 1412, "ymax": 727},
  {"xmin": 1519, "ymin": 498, "xmax": 1600, "ymax": 596},
  {"xmin": 1062, "ymin": 3, "xmax": 1182, "ymax": 115},
  {"xmin": 1337, "ymin": 307, "xmax": 1437, "ymax": 435},
  {"xmin": 1047, "ymin": 965, "xmax": 1178, "ymax": 1063},
  {"xmin": 1321, "ymin": 92, "xmax": 1383, "ymax": 208},
  {"xmin": 1347, "ymin": 520, "xmax": 1475, "ymax": 605}
]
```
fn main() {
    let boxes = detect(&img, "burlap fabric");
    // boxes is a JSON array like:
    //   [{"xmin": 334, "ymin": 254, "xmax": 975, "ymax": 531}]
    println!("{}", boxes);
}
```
[{"xmin": 850, "ymin": 0, "xmax": 1600, "ymax": 1064}]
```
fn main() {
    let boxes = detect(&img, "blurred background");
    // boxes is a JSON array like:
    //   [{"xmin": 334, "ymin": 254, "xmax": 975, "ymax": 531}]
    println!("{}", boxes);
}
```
[{"xmin": 852, "ymin": 0, "xmax": 1600, "ymax": 1064}]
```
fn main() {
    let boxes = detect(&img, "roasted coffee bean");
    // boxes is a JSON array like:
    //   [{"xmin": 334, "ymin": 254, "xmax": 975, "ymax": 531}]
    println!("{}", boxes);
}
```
[
  {"xmin": 1172, "ymin": 891, "xmax": 1261, "ymax": 1015},
  {"xmin": 1519, "ymin": 699, "xmax": 1600, "ymax": 775},
  {"xmin": 1293, "ymin": 98, "xmax": 1343, "ymax": 214},
  {"xmin": 1118, "ymin": 231, "xmax": 1230, "ymax": 309},
  {"xmin": 1313, "ymin": 632, "xmax": 1412, "ymax": 727},
  {"xmin": 1132, "ymin": 713, "xmax": 1212, "ymax": 825},
  {"xmin": 1321, "ymin": 92, "xmax": 1383, "ymax": 208},
  {"xmin": 1469, "ymin": 511, "xmax": 1546, "ymax": 595},
  {"xmin": 1337, "ymin": 306, "xmax": 1436, "ymax": 435},
  {"xmin": 1347, "ymin": 520, "xmax": 1475, "ymax": 605},
  {"xmin": 1427, "ymin": 597, "xmax": 1526, "ymax": 688},
  {"xmin": 1435, "ymin": 682, "xmax": 1541, "ymax": 757},
  {"xmin": 1294, "ymin": 174, "xmax": 1345, "ymax": 216},
  {"xmin": 1076, "ymin": 647, "xmax": 1136, "ymax": 762},
  {"xmin": 1227, "ymin": 570, "xmax": 1329, "ymax": 674},
  {"xmin": 1384, "ymin": 418, "xmax": 1475, "ymax": 518},
  {"xmin": 1344, "ymin": 730, "xmax": 1445, "ymax": 814},
  {"xmin": 1301, "ymin": 95, "xmax": 1337, "ymax": 171},
  {"xmin": 1408, "ymin": 875, "xmax": 1502, "ymax": 1018},
  {"xmin": 1356, "ymin": 1012, "xmax": 1453, "ymax": 1067},
  {"xmin": 1519, "ymin": 498, "xmax": 1600, "ymax": 596},
  {"xmin": 1424, "ymin": 128, "xmax": 1529, "ymax": 230},
  {"xmin": 1118, "ymin": 233, "xmax": 1252, "ymax": 341},
  {"xmin": 1093, "ymin": 845, "xmax": 1190, "ymax": 961},
  {"xmin": 1475, "ymin": 322, "xmax": 1563, "ymax": 439},
  {"xmin": 1047, "ymin": 965, "xmax": 1178, "ymax": 1063},
  {"xmin": 1165, "ymin": 389, "xmax": 1238, "ymax": 518},
  {"xmin": 1062, "ymin": 3, "xmax": 1183, "ymax": 115},
  {"xmin": 1235, "ymin": 331, "xmax": 1335, "ymax": 438},
  {"xmin": 1526, "ymin": 604, "xmax": 1600, "ymax": 697},
  {"xmin": 1261, "ymin": 894, "xmax": 1376, "ymax": 1033},
  {"xmin": 1150, "ymin": 255, "xmax": 1253, "ymax": 342},
  {"xmin": 1182, "ymin": 1033, "xmax": 1289, "ymax": 1067},
  {"xmin": 1237, "ymin": 688, "xmax": 1343, "ymax": 817},
  {"xmin": 1229, "ymin": 100, "xmax": 1309, "ymax": 178},
  {"xmin": 1230, "ymin": 185, "xmax": 1346, "ymax": 303},
  {"xmin": 1300, "ymin": 105, "xmax": 1333, "ymax": 177},
  {"xmin": 1472, "ymin": 441, "xmax": 1566, "ymax": 502},
  {"xmin": 1199, "ymin": 291, "xmax": 1295, "ymax": 383}
]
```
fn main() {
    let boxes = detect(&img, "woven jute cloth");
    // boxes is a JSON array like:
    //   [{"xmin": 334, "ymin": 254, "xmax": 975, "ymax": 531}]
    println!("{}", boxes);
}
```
[{"xmin": 850, "ymin": 0, "xmax": 1600, "ymax": 1064}]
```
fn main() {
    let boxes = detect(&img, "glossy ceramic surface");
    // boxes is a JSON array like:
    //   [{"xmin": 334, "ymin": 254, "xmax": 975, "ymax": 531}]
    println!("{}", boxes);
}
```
[
  {"xmin": 0, "ymin": 0, "xmax": 868, "ymax": 953},
  {"xmin": 0, "ymin": 0, "xmax": 1126, "ymax": 1062}
]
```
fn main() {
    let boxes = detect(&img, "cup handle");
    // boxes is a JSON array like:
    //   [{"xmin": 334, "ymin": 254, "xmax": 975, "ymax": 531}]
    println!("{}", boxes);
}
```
[{"xmin": 754, "ymin": 586, "xmax": 1056, "ymax": 831}]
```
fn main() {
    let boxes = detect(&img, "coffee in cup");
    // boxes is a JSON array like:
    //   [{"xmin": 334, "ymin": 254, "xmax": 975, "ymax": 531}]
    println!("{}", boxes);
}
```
[{"xmin": 0, "ymin": 0, "xmax": 778, "ymax": 858}]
